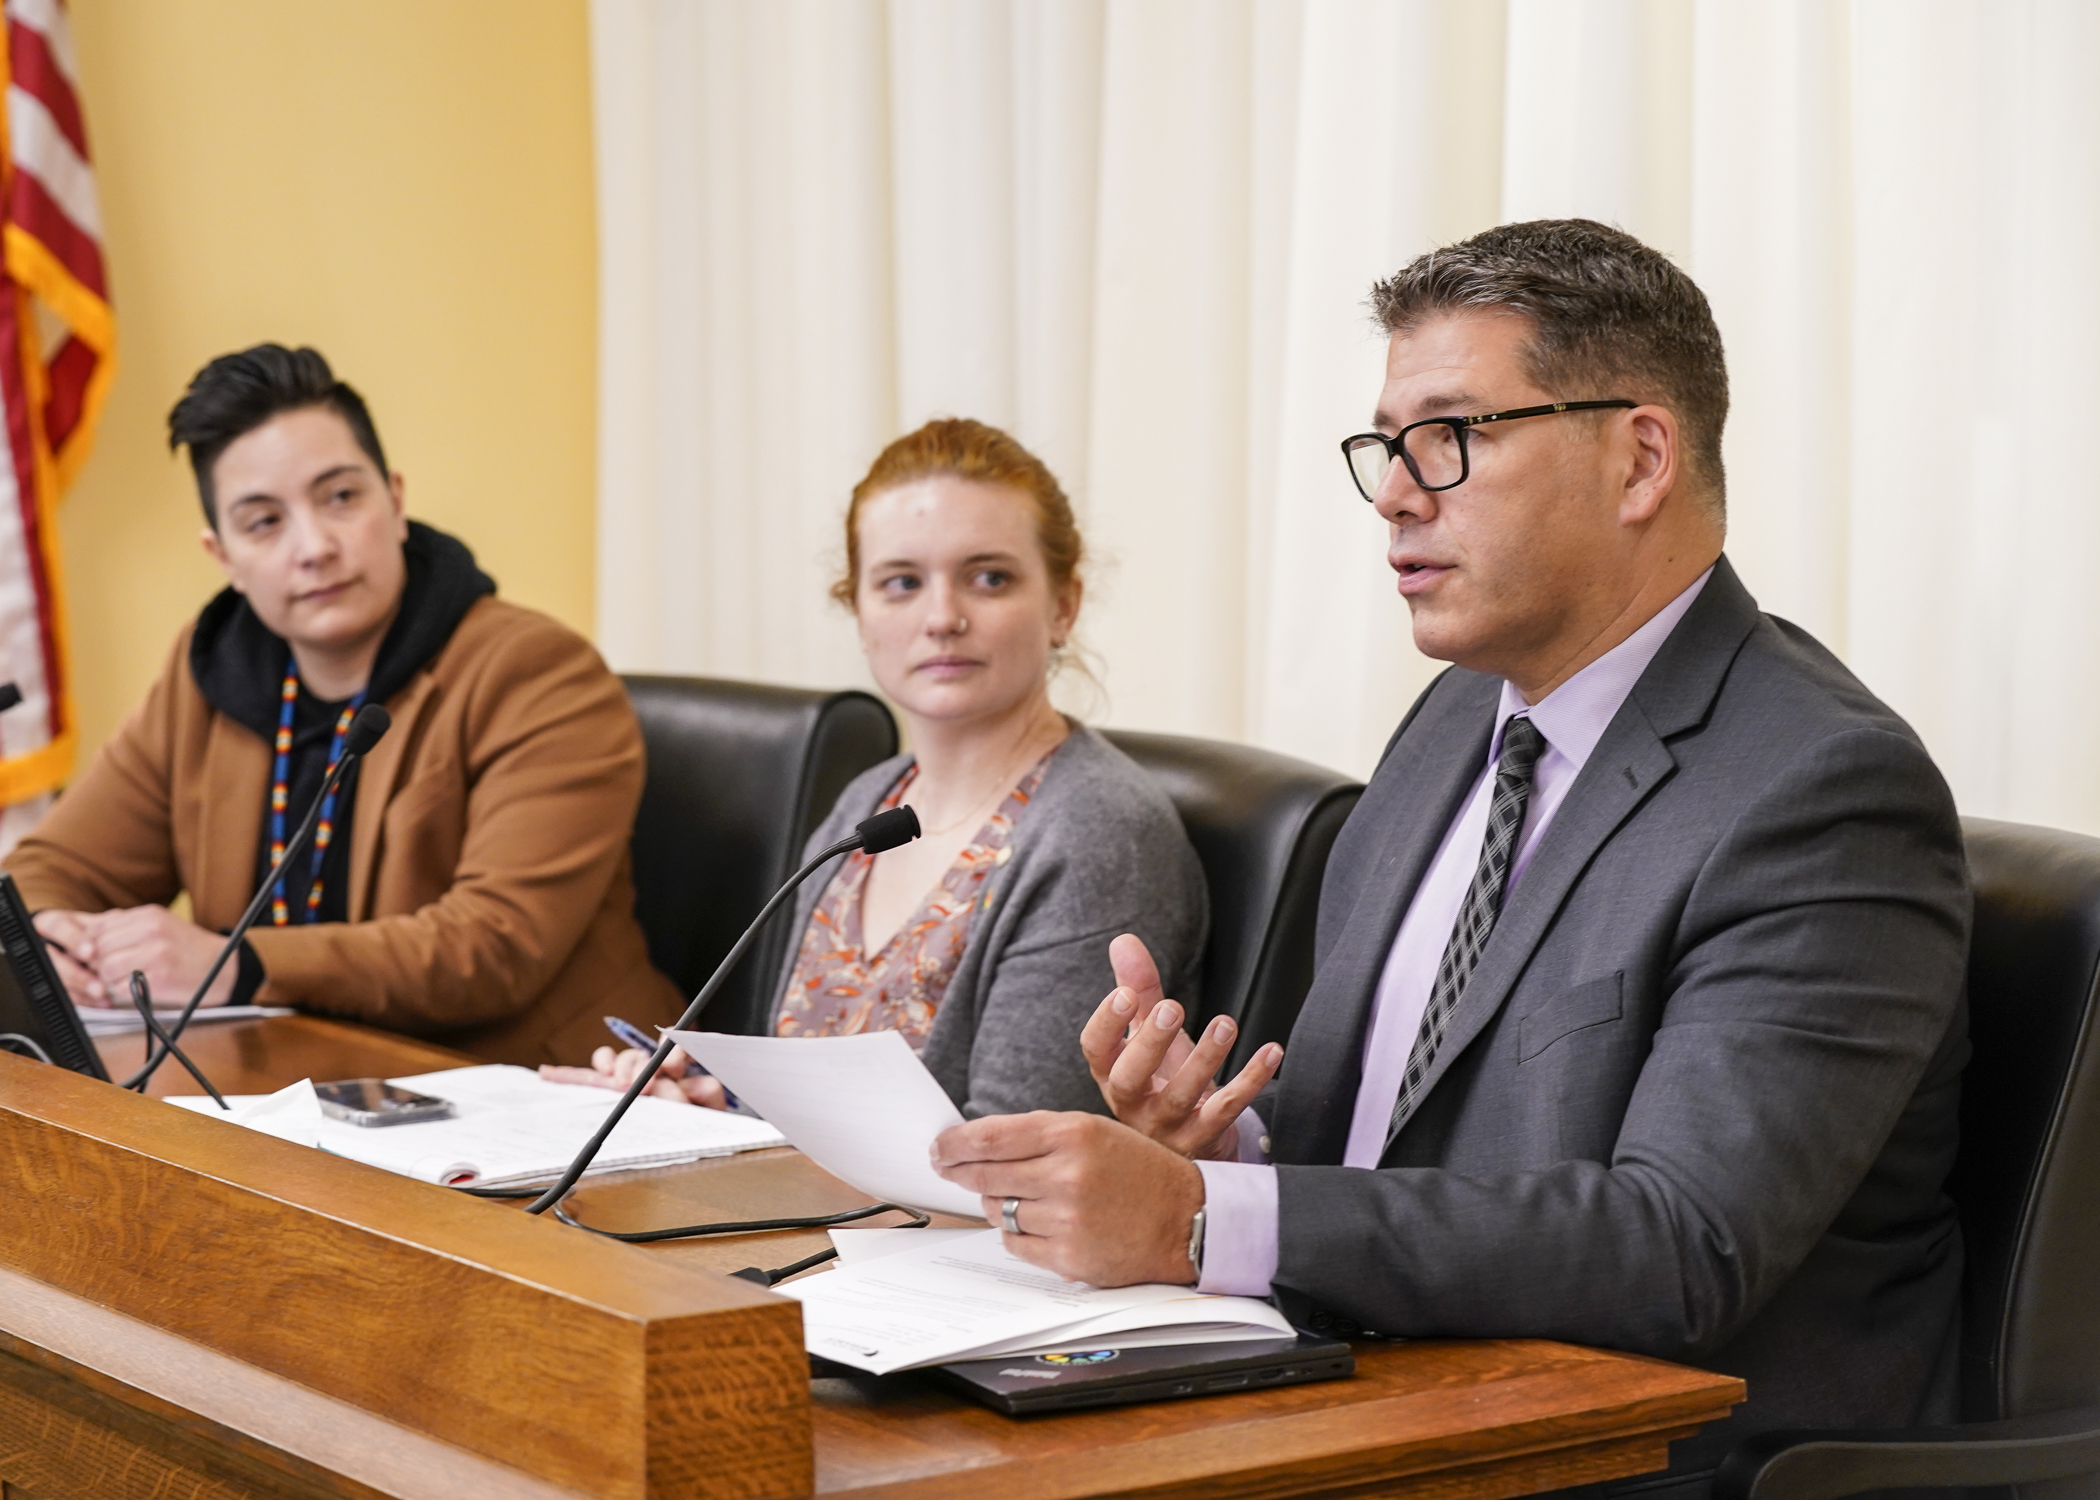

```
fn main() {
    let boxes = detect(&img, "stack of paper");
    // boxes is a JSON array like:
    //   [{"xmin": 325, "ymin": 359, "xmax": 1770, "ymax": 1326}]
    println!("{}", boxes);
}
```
[
  {"xmin": 783, "ymin": 1226, "xmax": 1293, "ymax": 1375},
  {"xmin": 76, "ymin": 1003, "xmax": 294, "ymax": 1036},
  {"xmin": 666, "ymin": 1029, "xmax": 1295, "ymax": 1376},
  {"xmin": 168, "ymin": 1064, "xmax": 786, "ymax": 1186}
]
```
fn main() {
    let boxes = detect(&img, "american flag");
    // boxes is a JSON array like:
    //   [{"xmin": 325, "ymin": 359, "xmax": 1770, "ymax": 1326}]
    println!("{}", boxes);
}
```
[{"xmin": 0, "ymin": 0, "xmax": 112, "ymax": 851}]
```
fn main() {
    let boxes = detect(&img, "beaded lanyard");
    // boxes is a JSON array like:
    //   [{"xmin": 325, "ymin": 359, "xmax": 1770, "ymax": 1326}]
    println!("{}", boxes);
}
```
[{"xmin": 268, "ymin": 669, "xmax": 365, "ymax": 925}]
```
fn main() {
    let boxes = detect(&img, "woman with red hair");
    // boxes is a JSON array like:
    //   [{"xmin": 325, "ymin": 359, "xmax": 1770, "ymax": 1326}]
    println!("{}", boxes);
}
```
[{"xmin": 547, "ymin": 419, "xmax": 1207, "ymax": 1117}]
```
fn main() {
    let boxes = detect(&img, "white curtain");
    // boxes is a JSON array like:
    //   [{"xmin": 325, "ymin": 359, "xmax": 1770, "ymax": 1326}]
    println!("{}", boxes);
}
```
[{"xmin": 593, "ymin": 0, "xmax": 2100, "ymax": 833}]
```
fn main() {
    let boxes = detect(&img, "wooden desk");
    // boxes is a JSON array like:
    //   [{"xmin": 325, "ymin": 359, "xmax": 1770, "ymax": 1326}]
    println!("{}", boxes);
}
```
[{"xmin": 0, "ymin": 1018, "xmax": 1742, "ymax": 1500}]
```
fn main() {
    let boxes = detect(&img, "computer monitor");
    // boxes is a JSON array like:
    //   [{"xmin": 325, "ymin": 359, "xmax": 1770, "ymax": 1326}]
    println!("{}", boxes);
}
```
[{"xmin": 0, "ymin": 871, "xmax": 108, "ymax": 1080}]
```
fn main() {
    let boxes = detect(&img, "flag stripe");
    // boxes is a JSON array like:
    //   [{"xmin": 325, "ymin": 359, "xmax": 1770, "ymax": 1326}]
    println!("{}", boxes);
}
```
[
  {"xmin": 8, "ymin": 164, "xmax": 103, "ymax": 296},
  {"xmin": 41, "ymin": 328, "xmax": 86, "ymax": 449},
  {"xmin": 7, "ymin": 82, "xmax": 98, "ymax": 237},
  {"xmin": 3, "ymin": 0, "xmax": 76, "ymax": 89},
  {"xmin": 5, "ymin": 20, "xmax": 80, "ymax": 160},
  {"xmin": 0, "ymin": 278, "xmax": 62, "ymax": 749}
]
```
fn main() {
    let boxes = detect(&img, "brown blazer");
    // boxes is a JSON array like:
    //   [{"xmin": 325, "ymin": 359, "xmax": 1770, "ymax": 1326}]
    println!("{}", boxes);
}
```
[{"xmin": 5, "ymin": 596, "xmax": 686, "ymax": 1064}]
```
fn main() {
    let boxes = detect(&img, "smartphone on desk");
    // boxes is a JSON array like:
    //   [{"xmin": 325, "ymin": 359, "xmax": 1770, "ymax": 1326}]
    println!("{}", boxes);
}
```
[{"xmin": 314, "ymin": 1078, "xmax": 457, "ymax": 1127}]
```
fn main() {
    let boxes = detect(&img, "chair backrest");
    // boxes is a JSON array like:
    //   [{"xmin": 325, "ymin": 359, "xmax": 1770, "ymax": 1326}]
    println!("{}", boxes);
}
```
[
  {"xmin": 1951, "ymin": 818, "xmax": 2100, "ymax": 1429},
  {"xmin": 1102, "ymin": 729, "xmax": 1362, "ymax": 1074},
  {"xmin": 622, "ymin": 676, "xmax": 897, "ymax": 1034}
]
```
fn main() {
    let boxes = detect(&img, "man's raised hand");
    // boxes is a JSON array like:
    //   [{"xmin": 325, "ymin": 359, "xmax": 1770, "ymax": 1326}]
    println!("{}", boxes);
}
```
[{"xmin": 1080, "ymin": 933, "xmax": 1281, "ymax": 1161}]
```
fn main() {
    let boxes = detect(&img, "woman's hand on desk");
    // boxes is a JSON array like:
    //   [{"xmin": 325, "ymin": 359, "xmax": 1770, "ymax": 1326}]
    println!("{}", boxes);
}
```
[
  {"xmin": 36, "ymin": 906, "xmax": 239, "ymax": 1010},
  {"xmin": 1081, "ymin": 933, "xmax": 1281, "ymax": 1161},
  {"xmin": 33, "ymin": 910, "xmax": 106, "ymax": 1006},
  {"xmin": 539, "ymin": 1045, "xmax": 729, "ymax": 1108}
]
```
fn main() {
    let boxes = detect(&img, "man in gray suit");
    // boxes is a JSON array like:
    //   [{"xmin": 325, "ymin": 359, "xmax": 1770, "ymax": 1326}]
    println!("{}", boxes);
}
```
[{"xmin": 932, "ymin": 219, "xmax": 1971, "ymax": 1490}]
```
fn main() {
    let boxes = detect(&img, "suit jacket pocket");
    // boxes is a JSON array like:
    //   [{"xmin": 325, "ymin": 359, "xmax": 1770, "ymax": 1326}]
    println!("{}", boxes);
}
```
[{"xmin": 1517, "ymin": 971, "xmax": 1624, "ymax": 1061}]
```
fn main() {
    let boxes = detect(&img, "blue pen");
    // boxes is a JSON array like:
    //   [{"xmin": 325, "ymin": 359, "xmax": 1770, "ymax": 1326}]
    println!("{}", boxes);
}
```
[{"xmin": 602, "ymin": 1015, "xmax": 739, "ymax": 1109}]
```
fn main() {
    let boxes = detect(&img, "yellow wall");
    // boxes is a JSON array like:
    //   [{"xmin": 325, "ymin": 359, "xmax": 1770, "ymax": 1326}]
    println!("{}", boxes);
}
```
[{"xmin": 64, "ymin": 0, "xmax": 597, "ymax": 760}]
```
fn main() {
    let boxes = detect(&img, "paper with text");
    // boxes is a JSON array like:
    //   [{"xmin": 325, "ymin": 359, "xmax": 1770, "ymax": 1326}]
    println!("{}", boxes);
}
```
[
  {"xmin": 780, "ymin": 1227, "xmax": 1292, "ymax": 1374},
  {"xmin": 668, "ymin": 1029, "xmax": 983, "ymax": 1217}
]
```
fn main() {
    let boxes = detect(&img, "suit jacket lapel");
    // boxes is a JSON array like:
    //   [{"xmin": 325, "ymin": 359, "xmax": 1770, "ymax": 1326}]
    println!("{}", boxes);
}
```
[
  {"xmin": 1272, "ymin": 671, "xmax": 1498, "ymax": 1164},
  {"xmin": 1378, "ymin": 556, "xmax": 1764, "ymax": 1158},
  {"xmin": 345, "ymin": 673, "xmax": 438, "ymax": 922}
]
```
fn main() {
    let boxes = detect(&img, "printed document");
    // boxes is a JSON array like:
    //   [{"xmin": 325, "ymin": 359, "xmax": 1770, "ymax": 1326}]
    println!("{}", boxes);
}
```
[
  {"xmin": 783, "ymin": 1227, "xmax": 1293, "ymax": 1375},
  {"xmin": 668, "ymin": 1029, "xmax": 982, "ymax": 1217},
  {"xmin": 169, "ymin": 1064, "xmax": 785, "ymax": 1186}
]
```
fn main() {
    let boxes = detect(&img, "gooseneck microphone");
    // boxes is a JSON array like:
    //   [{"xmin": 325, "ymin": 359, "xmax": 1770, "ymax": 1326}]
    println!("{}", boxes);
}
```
[
  {"xmin": 126, "ymin": 703, "xmax": 393, "ymax": 1092},
  {"xmin": 524, "ymin": 804, "xmax": 923, "ymax": 1214}
]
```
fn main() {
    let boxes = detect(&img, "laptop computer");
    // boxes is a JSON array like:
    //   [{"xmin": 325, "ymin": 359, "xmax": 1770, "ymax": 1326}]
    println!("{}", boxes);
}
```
[
  {"xmin": 0, "ymin": 871, "xmax": 108, "ymax": 1081},
  {"xmin": 924, "ymin": 1331, "xmax": 1354, "ymax": 1415}
]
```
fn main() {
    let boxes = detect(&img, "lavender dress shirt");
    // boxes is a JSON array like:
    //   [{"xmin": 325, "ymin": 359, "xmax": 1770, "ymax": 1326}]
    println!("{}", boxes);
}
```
[{"xmin": 1194, "ymin": 569, "xmax": 1713, "ymax": 1296}]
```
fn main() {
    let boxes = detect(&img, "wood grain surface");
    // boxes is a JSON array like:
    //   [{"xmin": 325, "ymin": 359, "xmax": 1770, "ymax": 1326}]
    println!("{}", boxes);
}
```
[
  {"xmin": 0, "ymin": 1018, "xmax": 1746, "ymax": 1500},
  {"xmin": 0, "ymin": 1048, "xmax": 812, "ymax": 1500},
  {"xmin": 806, "ymin": 1339, "xmax": 1732, "ymax": 1500}
]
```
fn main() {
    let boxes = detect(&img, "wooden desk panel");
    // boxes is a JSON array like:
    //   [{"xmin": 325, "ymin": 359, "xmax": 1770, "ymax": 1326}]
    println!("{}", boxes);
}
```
[
  {"xmin": 0, "ymin": 1018, "xmax": 1747, "ymax": 1499},
  {"xmin": 0, "ymin": 1047, "xmax": 811, "ymax": 1500}
]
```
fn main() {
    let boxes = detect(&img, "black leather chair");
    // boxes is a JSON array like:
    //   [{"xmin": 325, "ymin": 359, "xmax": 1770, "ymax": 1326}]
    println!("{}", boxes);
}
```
[
  {"xmin": 622, "ymin": 676, "xmax": 897, "ymax": 1035},
  {"xmin": 1102, "ymin": 730, "xmax": 1362, "ymax": 1074},
  {"xmin": 1717, "ymin": 817, "xmax": 2100, "ymax": 1500}
]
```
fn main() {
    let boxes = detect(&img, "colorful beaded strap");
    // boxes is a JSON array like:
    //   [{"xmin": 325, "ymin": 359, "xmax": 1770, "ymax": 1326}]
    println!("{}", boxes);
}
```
[{"xmin": 268, "ymin": 668, "xmax": 365, "ymax": 925}]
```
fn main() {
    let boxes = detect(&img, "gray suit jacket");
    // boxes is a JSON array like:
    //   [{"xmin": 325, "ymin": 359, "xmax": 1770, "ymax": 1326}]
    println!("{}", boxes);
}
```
[
  {"xmin": 1263, "ymin": 559, "xmax": 1970, "ymax": 1486},
  {"xmin": 772, "ymin": 723, "xmax": 1208, "ymax": 1119}
]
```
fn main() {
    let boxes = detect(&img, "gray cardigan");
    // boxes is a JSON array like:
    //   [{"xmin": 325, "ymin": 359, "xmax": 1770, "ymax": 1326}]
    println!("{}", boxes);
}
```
[{"xmin": 768, "ymin": 724, "xmax": 1208, "ymax": 1118}]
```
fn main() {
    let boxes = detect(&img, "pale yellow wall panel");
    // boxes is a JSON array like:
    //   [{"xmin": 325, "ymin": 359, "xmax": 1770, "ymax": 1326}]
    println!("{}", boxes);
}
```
[{"xmin": 64, "ymin": 0, "xmax": 596, "ymax": 760}]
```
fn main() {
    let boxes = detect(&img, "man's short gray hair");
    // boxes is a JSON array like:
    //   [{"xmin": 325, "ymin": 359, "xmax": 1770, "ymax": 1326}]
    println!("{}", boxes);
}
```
[{"xmin": 1370, "ymin": 220, "xmax": 1729, "ymax": 509}]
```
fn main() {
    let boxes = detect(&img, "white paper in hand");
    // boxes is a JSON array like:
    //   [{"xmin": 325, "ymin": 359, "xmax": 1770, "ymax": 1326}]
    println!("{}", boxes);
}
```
[{"xmin": 666, "ymin": 1030, "xmax": 983, "ymax": 1218}]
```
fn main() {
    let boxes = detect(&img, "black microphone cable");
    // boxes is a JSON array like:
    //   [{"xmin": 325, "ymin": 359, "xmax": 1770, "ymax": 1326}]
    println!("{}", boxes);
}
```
[
  {"xmin": 128, "ymin": 971, "xmax": 227, "ymax": 1108},
  {"xmin": 127, "ymin": 704, "xmax": 392, "ymax": 1092},
  {"xmin": 453, "ymin": 1188, "xmax": 929, "ymax": 1282},
  {"xmin": 0, "ymin": 1032, "xmax": 52, "ymax": 1063},
  {"xmin": 521, "ymin": 803, "xmax": 923, "ymax": 1217}
]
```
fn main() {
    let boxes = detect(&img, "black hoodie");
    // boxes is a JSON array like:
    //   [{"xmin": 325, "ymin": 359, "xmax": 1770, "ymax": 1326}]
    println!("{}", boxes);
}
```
[{"xmin": 188, "ymin": 520, "xmax": 495, "ymax": 941}]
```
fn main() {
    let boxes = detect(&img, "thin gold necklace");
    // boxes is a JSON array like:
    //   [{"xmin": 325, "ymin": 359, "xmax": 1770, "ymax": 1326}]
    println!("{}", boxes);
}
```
[{"xmin": 912, "ymin": 728, "xmax": 1054, "ymax": 838}]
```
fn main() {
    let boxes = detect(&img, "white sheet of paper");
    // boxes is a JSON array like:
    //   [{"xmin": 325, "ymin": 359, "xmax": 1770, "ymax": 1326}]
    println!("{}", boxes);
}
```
[
  {"xmin": 780, "ymin": 1227, "xmax": 1290, "ymax": 1374},
  {"xmin": 168, "ymin": 1064, "xmax": 785, "ymax": 1185},
  {"xmin": 668, "ymin": 1029, "xmax": 983, "ymax": 1217},
  {"xmin": 74, "ymin": 1004, "xmax": 295, "ymax": 1037},
  {"xmin": 830, "ymin": 1226, "xmax": 983, "ymax": 1264},
  {"xmin": 174, "ymin": 1077, "xmax": 324, "ymax": 1147}
]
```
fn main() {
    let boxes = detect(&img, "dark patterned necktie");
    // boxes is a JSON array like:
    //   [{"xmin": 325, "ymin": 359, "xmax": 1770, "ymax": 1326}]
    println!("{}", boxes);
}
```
[{"xmin": 1385, "ymin": 714, "xmax": 1548, "ymax": 1146}]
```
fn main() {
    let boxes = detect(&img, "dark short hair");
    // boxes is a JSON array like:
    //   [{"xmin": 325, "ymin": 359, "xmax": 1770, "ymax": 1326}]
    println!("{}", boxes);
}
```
[
  {"xmin": 1369, "ymin": 219, "xmax": 1729, "ymax": 505},
  {"xmin": 167, "ymin": 344, "xmax": 389, "ymax": 526}
]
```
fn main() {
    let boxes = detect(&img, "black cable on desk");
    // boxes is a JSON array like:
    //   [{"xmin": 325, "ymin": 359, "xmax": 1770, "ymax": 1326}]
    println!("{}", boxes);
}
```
[
  {"xmin": 450, "ymin": 1184, "xmax": 931, "ymax": 1280},
  {"xmin": 554, "ymin": 1199, "xmax": 928, "ymax": 1245}
]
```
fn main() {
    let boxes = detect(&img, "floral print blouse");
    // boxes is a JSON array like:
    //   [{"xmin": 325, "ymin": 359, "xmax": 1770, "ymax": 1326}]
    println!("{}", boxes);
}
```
[{"xmin": 776, "ymin": 756, "xmax": 1050, "ymax": 1046}]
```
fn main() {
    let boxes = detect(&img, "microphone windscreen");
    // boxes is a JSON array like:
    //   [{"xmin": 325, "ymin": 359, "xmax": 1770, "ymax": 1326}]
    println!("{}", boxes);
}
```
[
  {"xmin": 856, "ymin": 805, "xmax": 922, "ymax": 854},
  {"xmin": 344, "ymin": 704, "xmax": 393, "ymax": 757}
]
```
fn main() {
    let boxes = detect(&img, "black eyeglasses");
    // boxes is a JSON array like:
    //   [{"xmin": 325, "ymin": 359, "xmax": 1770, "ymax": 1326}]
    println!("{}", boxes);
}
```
[{"xmin": 1340, "ymin": 400, "xmax": 1637, "ymax": 500}]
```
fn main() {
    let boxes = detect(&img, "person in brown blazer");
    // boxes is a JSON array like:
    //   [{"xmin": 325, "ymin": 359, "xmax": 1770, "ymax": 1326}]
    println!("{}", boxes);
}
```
[{"xmin": 4, "ymin": 344, "xmax": 683, "ymax": 1064}]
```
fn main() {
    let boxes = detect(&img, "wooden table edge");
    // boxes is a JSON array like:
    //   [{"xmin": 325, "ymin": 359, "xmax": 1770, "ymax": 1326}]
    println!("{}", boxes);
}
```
[{"xmin": 810, "ymin": 1347, "xmax": 1744, "ymax": 1500}]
